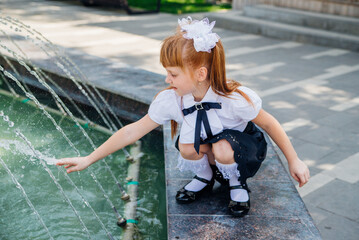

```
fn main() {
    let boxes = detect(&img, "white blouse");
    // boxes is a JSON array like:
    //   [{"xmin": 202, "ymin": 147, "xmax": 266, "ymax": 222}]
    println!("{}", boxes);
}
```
[{"xmin": 148, "ymin": 86, "xmax": 262, "ymax": 144}]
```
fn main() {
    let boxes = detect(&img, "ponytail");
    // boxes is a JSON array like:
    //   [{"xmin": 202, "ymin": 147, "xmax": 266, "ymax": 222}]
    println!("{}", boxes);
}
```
[
  {"xmin": 209, "ymin": 41, "xmax": 253, "ymax": 106},
  {"xmin": 170, "ymin": 120, "xmax": 178, "ymax": 139}
]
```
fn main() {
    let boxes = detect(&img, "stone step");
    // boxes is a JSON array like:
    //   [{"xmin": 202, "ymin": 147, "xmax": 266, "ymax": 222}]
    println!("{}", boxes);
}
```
[
  {"xmin": 243, "ymin": 4, "xmax": 359, "ymax": 36},
  {"xmin": 207, "ymin": 11, "xmax": 359, "ymax": 51}
]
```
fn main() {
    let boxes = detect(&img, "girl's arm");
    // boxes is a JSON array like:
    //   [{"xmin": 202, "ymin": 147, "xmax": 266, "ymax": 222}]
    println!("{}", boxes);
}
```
[
  {"xmin": 56, "ymin": 114, "xmax": 160, "ymax": 173},
  {"xmin": 252, "ymin": 109, "xmax": 310, "ymax": 187}
]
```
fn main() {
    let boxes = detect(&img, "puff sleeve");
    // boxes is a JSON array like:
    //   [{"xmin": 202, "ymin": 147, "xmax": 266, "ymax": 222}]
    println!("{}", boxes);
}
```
[
  {"xmin": 232, "ymin": 86, "xmax": 262, "ymax": 122},
  {"xmin": 148, "ymin": 89, "xmax": 181, "ymax": 125}
]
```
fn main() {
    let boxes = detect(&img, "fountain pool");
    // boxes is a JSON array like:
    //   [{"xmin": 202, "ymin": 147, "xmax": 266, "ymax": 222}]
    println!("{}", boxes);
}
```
[{"xmin": 0, "ymin": 89, "xmax": 167, "ymax": 239}]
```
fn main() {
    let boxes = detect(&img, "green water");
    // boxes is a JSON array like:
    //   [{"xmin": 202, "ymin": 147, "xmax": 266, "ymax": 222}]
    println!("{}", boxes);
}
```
[{"xmin": 0, "ymin": 92, "xmax": 167, "ymax": 239}]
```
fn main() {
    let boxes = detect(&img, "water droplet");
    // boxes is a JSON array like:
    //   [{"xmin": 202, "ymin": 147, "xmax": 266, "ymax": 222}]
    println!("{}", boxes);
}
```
[
  {"xmin": 8, "ymin": 121, "xmax": 14, "ymax": 127},
  {"xmin": 3, "ymin": 115, "xmax": 9, "ymax": 121}
]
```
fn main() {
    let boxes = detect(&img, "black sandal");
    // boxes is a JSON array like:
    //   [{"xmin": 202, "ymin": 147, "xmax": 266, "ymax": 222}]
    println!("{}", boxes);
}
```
[
  {"xmin": 176, "ymin": 175, "xmax": 214, "ymax": 204},
  {"xmin": 228, "ymin": 185, "xmax": 250, "ymax": 217}
]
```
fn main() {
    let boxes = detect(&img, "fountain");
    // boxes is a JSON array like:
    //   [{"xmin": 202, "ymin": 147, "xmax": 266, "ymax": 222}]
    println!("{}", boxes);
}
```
[{"xmin": 0, "ymin": 16, "xmax": 166, "ymax": 239}]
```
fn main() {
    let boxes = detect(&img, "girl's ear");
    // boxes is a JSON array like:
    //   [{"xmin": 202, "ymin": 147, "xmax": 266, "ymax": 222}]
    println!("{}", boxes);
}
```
[{"xmin": 197, "ymin": 66, "xmax": 208, "ymax": 83}]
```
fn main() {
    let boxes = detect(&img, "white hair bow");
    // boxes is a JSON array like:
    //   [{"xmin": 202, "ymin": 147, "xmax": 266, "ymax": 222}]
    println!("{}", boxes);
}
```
[{"xmin": 178, "ymin": 16, "xmax": 220, "ymax": 53}]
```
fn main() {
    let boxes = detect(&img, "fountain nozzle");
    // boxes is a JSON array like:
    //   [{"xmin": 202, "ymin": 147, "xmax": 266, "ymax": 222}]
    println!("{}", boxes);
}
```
[
  {"xmin": 117, "ymin": 217, "xmax": 127, "ymax": 228},
  {"xmin": 126, "ymin": 155, "xmax": 134, "ymax": 162},
  {"xmin": 121, "ymin": 192, "xmax": 130, "ymax": 201}
]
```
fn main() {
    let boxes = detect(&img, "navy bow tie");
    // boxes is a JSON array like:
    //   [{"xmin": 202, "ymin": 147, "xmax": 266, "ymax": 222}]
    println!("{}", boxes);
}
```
[{"xmin": 182, "ymin": 102, "xmax": 222, "ymax": 154}]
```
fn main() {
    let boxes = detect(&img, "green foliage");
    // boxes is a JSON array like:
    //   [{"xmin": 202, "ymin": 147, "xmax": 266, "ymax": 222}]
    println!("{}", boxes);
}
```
[{"xmin": 127, "ymin": 0, "xmax": 231, "ymax": 14}]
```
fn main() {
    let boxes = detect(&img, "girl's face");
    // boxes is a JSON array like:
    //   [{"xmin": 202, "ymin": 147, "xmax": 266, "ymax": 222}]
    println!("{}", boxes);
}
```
[{"xmin": 164, "ymin": 66, "xmax": 196, "ymax": 96}]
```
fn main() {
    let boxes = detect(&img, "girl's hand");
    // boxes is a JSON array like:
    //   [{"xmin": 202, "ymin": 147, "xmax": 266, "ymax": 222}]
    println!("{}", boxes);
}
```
[
  {"xmin": 56, "ymin": 156, "xmax": 91, "ymax": 173},
  {"xmin": 288, "ymin": 158, "xmax": 310, "ymax": 187}
]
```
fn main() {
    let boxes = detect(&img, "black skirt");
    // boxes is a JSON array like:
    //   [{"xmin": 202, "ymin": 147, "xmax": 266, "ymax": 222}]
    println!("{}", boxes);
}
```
[{"xmin": 175, "ymin": 121, "xmax": 267, "ymax": 192}]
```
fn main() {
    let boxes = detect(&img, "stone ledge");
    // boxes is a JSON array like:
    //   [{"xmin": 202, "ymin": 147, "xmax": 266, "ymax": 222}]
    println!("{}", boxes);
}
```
[{"xmin": 163, "ymin": 122, "xmax": 322, "ymax": 239}]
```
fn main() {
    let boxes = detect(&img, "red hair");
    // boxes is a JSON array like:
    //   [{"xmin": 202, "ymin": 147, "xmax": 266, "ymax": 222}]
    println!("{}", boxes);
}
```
[{"xmin": 159, "ymin": 25, "xmax": 252, "ymax": 139}]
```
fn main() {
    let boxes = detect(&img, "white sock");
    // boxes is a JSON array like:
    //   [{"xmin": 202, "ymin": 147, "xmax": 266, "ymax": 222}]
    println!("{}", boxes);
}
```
[
  {"xmin": 229, "ymin": 175, "xmax": 249, "ymax": 202},
  {"xmin": 177, "ymin": 155, "xmax": 213, "ymax": 192},
  {"xmin": 215, "ymin": 160, "xmax": 249, "ymax": 202}
]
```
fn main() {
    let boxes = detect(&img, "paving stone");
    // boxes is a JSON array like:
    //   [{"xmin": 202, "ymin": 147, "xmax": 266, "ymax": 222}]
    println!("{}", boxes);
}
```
[
  {"xmin": 263, "ymin": 97, "xmax": 336, "ymax": 126},
  {"xmin": 316, "ymin": 213, "xmax": 359, "ymax": 240},
  {"xmin": 343, "ymin": 120, "xmax": 359, "ymax": 134},
  {"xmin": 303, "ymin": 179, "xmax": 359, "ymax": 221},
  {"xmin": 305, "ymin": 203, "xmax": 334, "ymax": 226},
  {"xmin": 286, "ymin": 136, "xmax": 308, "ymax": 149},
  {"xmin": 305, "ymin": 203, "xmax": 359, "ymax": 240},
  {"xmin": 317, "ymin": 148, "xmax": 359, "ymax": 171},
  {"xmin": 316, "ymin": 111, "xmax": 359, "ymax": 129},
  {"xmin": 296, "ymin": 125, "xmax": 359, "ymax": 150},
  {"xmin": 295, "ymin": 143, "xmax": 334, "ymax": 164},
  {"xmin": 168, "ymin": 215, "xmax": 320, "ymax": 240},
  {"xmin": 347, "ymin": 106, "xmax": 359, "ymax": 115},
  {"xmin": 326, "ymin": 70, "xmax": 359, "ymax": 95}
]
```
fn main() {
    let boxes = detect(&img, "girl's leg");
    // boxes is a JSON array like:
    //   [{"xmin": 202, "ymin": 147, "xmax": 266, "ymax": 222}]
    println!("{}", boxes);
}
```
[
  {"xmin": 179, "ymin": 142, "xmax": 215, "ymax": 163},
  {"xmin": 212, "ymin": 140, "xmax": 249, "ymax": 202},
  {"xmin": 178, "ymin": 143, "xmax": 213, "ymax": 192}
]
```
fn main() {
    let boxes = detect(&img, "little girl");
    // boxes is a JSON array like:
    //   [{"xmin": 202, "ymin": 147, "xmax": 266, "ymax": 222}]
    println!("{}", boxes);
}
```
[{"xmin": 57, "ymin": 16, "xmax": 310, "ymax": 217}]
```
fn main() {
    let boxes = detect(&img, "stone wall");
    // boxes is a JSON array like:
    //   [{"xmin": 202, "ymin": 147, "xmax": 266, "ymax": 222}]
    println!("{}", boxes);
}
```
[{"xmin": 233, "ymin": 0, "xmax": 359, "ymax": 17}]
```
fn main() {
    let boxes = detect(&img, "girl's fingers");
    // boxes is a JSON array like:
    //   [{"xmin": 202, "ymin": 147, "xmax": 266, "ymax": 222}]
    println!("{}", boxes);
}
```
[
  {"xmin": 291, "ymin": 173, "xmax": 299, "ymax": 182},
  {"xmin": 67, "ymin": 166, "xmax": 77, "ymax": 173},
  {"xmin": 56, "ymin": 158, "xmax": 83, "ymax": 173},
  {"xmin": 56, "ymin": 160, "xmax": 70, "ymax": 166},
  {"xmin": 299, "ymin": 173, "xmax": 309, "ymax": 187},
  {"xmin": 56, "ymin": 159, "xmax": 77, "ymax": 167},
  {"xmin": 292, "ymin": 172, "xmax": 304, "ymax": 187}
]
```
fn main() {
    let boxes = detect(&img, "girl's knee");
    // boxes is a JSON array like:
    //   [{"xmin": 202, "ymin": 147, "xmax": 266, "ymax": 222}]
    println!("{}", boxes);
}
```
[
  {"xmin": 212, "ymin": 140, "xmax": 234, "ymax": 164},
  {"xmin": 179, "ymin": 143, "xmax": 211, "ymax": 160}
]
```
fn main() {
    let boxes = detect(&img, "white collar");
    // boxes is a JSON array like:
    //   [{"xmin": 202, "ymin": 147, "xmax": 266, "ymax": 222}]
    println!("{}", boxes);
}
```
[{"xmin": 182, "ymin": 86, "xmax": 219, "ymax": 109}]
